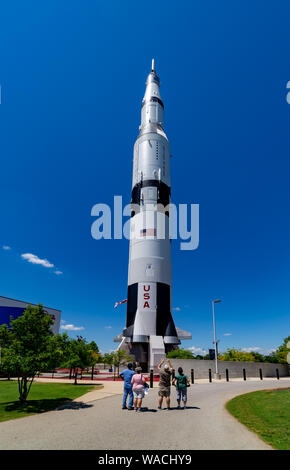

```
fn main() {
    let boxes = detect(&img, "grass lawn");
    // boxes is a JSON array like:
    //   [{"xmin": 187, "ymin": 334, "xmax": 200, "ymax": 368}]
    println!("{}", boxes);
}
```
[
  {"xmin": 0, "ymin": 380, "xmax": 99, "ymax": 423},
  {"xmin": 226, "ymin": 387, "xmax": 290, "ymax": 450}
]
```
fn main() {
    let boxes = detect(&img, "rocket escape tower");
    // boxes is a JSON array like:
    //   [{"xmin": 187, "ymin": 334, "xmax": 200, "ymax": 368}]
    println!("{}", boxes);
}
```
[{"xmin": 114, "ymin": 60, "xmax": 191, "ymax": 371}]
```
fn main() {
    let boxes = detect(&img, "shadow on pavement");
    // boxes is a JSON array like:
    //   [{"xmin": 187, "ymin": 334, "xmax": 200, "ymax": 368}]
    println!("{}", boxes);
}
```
[
  {"xmin": 167, "ymin": 406, "xmax": 201, "ymax": 410},
  {"xmin": 139, "ymin": 407, "xmax": 158, "ymax": 413},
  {"xmin": 56, "ymin": 401, "xmax": 93, "ymax": 410},
  {"xmin": 139, "ymin": 406, "xmax": 200, "ymax": 412},
  {"xmin": 4, "ymin": 398, "xmax": 79, "ymax": 414}
]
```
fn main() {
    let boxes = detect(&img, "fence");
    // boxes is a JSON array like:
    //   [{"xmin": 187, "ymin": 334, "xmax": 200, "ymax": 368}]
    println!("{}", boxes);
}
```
[{"xmin": 169, "ymin": 359, "xmax": 289, "ymax": 379}]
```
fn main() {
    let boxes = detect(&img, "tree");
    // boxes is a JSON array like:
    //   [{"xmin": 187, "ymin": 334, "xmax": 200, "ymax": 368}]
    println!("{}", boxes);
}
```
[
  {"xmin": 166, "ymin": 348, "xmax": 194, "ymax": 359},
  {"xmin": 87, "ymin": 341, "xmax": 101, "ymax": 380},
  {"xmin": 270, "ymin": 337, "xmax": 290, "ymax": 364},
  {"xmin": 218, "ymin": 340, "xmax": 290, "ymax": 364},
  {"xmin": 88, "ymin": 341, "xmax": 99, "ymax": 354},
  {"xmin": 0, "ymin": 324, "xmax": 14, "ymax": 379},
  {"xmin": 61, "ymin": 337, "xmax": 98, "ymax": 384},
  {"xmin": 48, "ymin": 332, "xmax": 72, "ymax": 371},
  {"xmin": 0, "ymin": 305, "xmax": 64, "ymax": 402},
  {"xmin": 111, "ymin": 350, "xmax": 134, "ymax": 376},
  {"xmin": 218, "ymin": 348, "xmax": 265, "ymax": 362},
  {"xmin": 103, "ymin": 352, "xmax": 114, "ymax": 369}
]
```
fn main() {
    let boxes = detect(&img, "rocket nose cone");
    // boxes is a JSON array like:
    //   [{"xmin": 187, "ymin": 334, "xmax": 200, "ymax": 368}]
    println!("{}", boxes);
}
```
[{"xmin": 146, "ymin": 61, "xmax": 160, "ymax": 86}]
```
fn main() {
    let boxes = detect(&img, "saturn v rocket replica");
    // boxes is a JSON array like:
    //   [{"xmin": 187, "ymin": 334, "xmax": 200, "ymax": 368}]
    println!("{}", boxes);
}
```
[{"xmin": 115, "ymin": 60, "xmax": 191, "ymax": 370}]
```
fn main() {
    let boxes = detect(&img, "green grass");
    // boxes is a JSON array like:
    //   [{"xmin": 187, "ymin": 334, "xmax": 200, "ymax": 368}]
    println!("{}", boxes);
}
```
[
  {"xmin": 226, "ymin": 388, "xmax": 290, "ymax": 450},
  {"xmin": 0, "ymin": 380, "xmax": 99, "ymax": 423}
]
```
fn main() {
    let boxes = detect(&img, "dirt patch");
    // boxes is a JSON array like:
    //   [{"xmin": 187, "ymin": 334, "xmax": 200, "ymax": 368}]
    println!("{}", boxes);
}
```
[{"xmin": 264, "ymin": 387, "xmax": 290, "ymax": 392}]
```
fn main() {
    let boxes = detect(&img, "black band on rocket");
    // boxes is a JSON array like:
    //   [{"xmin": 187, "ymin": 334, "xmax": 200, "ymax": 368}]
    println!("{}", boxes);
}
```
[
  {"xmin": 141, "ymin": 96, "xmax": 164, "ymax": 109},
  {"xmin": 130, "ymin": 179, "xmax": 171, "ymax": 217}
]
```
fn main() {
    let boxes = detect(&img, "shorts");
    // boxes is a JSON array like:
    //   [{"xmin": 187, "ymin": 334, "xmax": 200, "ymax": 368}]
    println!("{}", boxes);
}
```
[
  {"xmin": 158, "ymin": 388, "xmax": 170, "ymax": 398},
  {"xmin": 133, "ymin": 388, "xmax": 145, "ymax": 399},
  {"xmin": 176, "ymin": 389, "xmax": 187, "ymax": 402}
]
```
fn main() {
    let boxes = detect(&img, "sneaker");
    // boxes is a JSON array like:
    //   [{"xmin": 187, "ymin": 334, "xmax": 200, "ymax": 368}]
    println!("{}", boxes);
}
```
[
  {"xmin": 183, "ymin": 406, "xmax": 187, "ymax": 410},
  {"xmin": 164, "ymin": 407, "xmax": 170, "ymax": 411},
  {"xmin": 122, "ymin": 406, "xmax": 127, "ymax": 410},
  {"xmin": 134, "ymin": 408, "xmax": 138, "ymax": 412},
  {"xmin": 158, "ymin": 406, "xmax": 162, "ymax": 410},
  {"xmin": 128, "ymin": 407, "xmax": 134, "ymax": 410},
  {"xmin": 137, "ymin": 408, "xmax": 141, "ymax": 412},
  {"xmin": 177, "ymin": 405, "xmax": 181, "ymax": 409}
]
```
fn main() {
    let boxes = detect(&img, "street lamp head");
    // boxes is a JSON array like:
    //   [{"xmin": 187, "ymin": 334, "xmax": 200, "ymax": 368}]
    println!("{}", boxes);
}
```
[{"xmin": 213, "ymin": 299, "xmax": 222, "ymax": 304}]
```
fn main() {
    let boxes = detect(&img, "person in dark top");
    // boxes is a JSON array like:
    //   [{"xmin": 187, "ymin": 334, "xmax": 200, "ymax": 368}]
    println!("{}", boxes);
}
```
[
  {"xmin": 157, "ymin": 358, "xmax": 173, "ymax": 410},
  {"xmin": 172, "ymin": 367, "xmax": 190, "ymax": 409},
  {"xmin": 120, "ymin": 362, "xmax": 136, "ymax": 410}
]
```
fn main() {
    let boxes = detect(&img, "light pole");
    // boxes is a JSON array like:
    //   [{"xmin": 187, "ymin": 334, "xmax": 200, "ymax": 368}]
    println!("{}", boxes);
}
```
[{"xmin": 212, "ymin": 299, "xmax": 222, "ymax": 378}]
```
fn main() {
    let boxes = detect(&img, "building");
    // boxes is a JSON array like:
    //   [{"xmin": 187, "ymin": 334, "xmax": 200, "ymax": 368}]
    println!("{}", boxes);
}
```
[{"xmin": 0, "ymin": 295, "xmax": 61, "ymax": 335}]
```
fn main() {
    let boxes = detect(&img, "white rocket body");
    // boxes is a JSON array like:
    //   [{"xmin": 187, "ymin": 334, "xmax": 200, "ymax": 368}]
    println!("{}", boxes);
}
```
[{"xmin": 115, "ymin": 61, "xmax": 191, "ymax": 370}]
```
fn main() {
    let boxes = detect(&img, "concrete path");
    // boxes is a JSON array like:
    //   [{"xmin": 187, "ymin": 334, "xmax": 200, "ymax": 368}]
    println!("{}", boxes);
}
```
[{"xmin": 0, "ymin": 378, "xmax": 289, "ymax": 450}]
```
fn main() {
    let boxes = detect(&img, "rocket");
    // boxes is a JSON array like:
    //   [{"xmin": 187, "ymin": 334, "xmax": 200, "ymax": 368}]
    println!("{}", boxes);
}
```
[{"xmin": 114, "ymin": 60, "xmax": 191, "ymax": 370}]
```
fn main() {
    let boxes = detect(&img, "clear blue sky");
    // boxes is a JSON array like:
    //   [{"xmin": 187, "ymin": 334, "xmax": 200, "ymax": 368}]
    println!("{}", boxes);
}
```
[{"xmin": 0, "ymin": 1, "xmax": 289, "ymax": 355}]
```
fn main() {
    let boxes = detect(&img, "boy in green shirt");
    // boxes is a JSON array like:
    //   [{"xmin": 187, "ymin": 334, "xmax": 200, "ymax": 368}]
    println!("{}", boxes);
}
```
[{"xmin": 172, "ymin": 367, "xmax": 190, "ymax": 409}]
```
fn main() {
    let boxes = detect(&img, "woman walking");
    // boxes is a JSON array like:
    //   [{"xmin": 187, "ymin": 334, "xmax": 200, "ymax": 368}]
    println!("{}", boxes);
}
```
[
  {"xmin": 131, "ymin": 366, "xmax": 147, "ymax": 412},
  {"xmin": 172, "ymin": 367, "xmax": 190, "ymax": 409}
]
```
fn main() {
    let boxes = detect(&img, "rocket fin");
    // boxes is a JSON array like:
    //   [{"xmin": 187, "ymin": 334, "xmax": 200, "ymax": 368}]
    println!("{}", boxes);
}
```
[{"xmin": 176, "ymin": 327, "xmax": 192, "ymax": 340}]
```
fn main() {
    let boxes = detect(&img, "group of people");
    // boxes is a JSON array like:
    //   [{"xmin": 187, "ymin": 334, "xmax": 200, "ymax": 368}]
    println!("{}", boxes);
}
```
[{"xmin": 120, "ymin": 358, "xmax": 190, "ymax": 412}]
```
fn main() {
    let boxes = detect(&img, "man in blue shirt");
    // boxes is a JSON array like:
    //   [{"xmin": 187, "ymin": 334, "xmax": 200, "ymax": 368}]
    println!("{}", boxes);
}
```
[{"xmin": 120, "ymin": 362, "xmax": 136, "ymax": 410}]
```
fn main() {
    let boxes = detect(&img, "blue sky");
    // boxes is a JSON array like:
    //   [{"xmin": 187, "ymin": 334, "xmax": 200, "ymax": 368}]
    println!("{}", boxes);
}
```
[{"xmin": 0, "ymin": 1, "xmax": 289, "ymax": 355}]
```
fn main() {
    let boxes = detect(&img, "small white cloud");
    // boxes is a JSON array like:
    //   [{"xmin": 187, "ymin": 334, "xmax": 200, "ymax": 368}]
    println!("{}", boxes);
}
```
[
  {"xmin": 223, "ymin": 333, "xmax": 232, "ymax": 336},
  {"xmin": 188, "ymin": 346, "xmax": 207, "ymax": 356},
  {"xmin": 241, "ymin": 347, "xmax": 276, "ymax": 355},
  {"xmin": 2, "ymin": 245, "xmax": 11, "ymax": 250},
  {"xmin": 242, "ymin": 347, "xmax": 261, "ymax": 353},
  {"xmin": 21, "ymin": 253, "xmax": 54, "ymax": 268},
  {"xmin": 54, "ymin": 270, "xmax": 63, "ymax": 275},
  {"xmin": 61, "ymin": 324, "xmax": 85, "ymax": 331},
  {"xmin": 173, "ymin": 307, "xmax": 181, "ymax": 311}
]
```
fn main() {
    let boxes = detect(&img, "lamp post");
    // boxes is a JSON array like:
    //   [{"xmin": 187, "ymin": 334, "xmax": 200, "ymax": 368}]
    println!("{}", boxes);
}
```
[{"xmin": 212, "ymin": 299, "xmax": 222, "ymax": 379}]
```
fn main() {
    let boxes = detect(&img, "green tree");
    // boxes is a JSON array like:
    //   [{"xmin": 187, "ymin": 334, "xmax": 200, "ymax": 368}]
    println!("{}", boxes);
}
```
[
  {"xmin": 48, "ymin": 332, "xmax": 72, "ymax": 371},
  {"xmin": 0, "ymin": 324, "xmax": 14, "ymax": 379},
  {"xmin": 0, "ymin": 305, "xmax": 64, "ymax": 402},
  {"xmin": 87, "ymin": 341, "xmax": 101, "ymax": 379},
  {"xmin": 263, "ymin": 353, "xmax": 277, "ymax": 363},
  {"xmin": 271, "ymin": 336, "xmax": 290, "ymax": 364},
  {"xmin": 166, "ymin": 348, "xmax": 194, "ymax": 359},
  {"xmin": 251, "ymin": 352, "xmax": 266, "ymax": 363},
  {"xmin": 88, "ymin": 341, "xmax": 99, "ymax": 354},
  {"xmin": 103, "ymin": 352, "xmax": 114, "ymax": 369},
  {"xmin": 219, "ymin": 348, "xmax": 265, "ymax": 362},
  {"xmin": 61, "ymin": 337, "xmax": 98, "ymax": 384},
  {"xmin": 111, "ymin": 350, "xmax": 134, "ymax": 376}
]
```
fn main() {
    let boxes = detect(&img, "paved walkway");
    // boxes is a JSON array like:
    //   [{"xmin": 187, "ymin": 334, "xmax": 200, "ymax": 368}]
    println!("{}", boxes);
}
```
[{"xmin": 0, "ymin": 378, "xmax": 289, "ymax": 450}]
